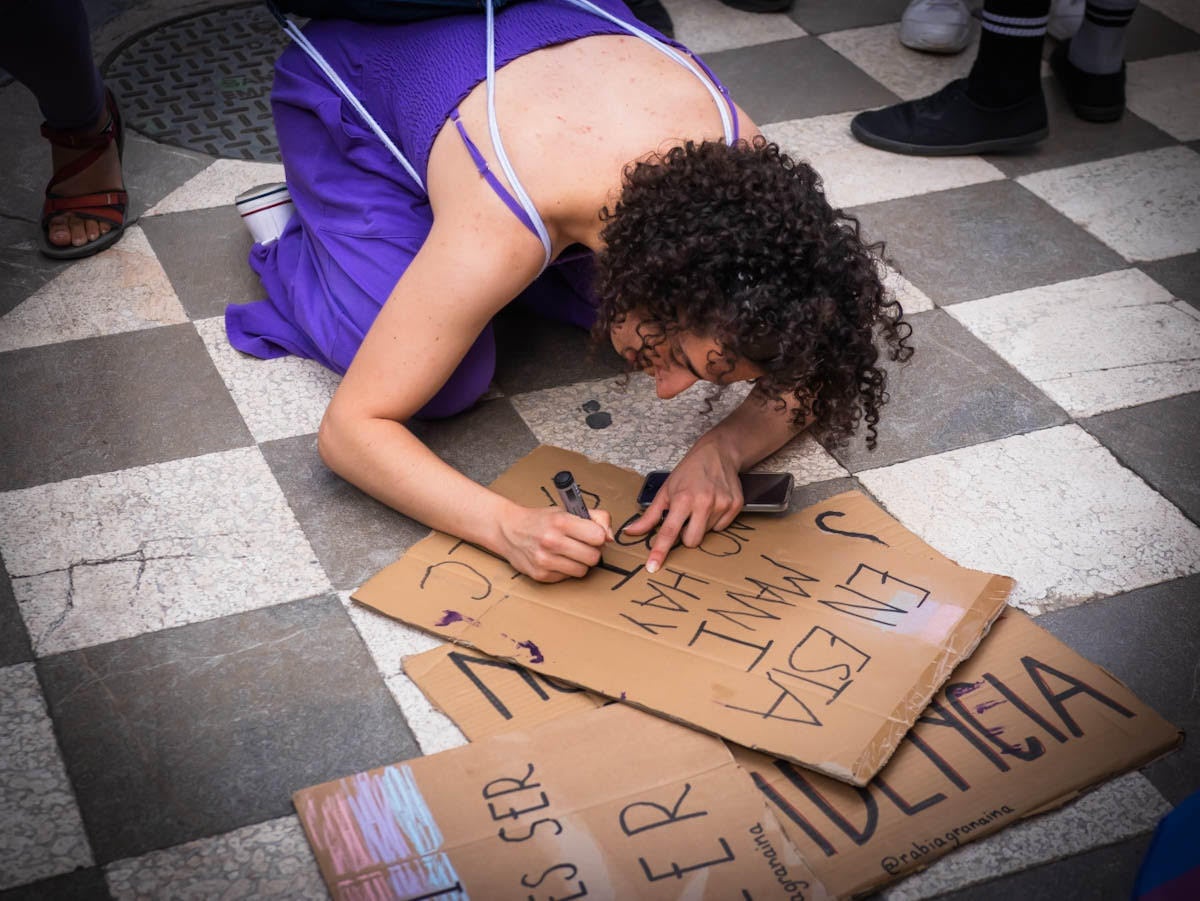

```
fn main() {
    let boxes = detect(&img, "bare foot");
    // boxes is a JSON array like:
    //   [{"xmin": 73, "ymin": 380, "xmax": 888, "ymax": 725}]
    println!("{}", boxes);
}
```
[{"xmin": 45, "ymin": 105, "xmax": 125, "ymax": 249}]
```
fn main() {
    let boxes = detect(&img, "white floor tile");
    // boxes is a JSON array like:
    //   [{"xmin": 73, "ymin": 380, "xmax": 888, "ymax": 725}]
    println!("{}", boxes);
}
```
[
  {"xmin": 1017, "ymin": 146, "xmax": 1200, "ymax": 262},
  {"xmin": 104, "ymin": 815, "xmax": 326, "ymax": 901},
  {"xmin": 1127, "ymin": 52, "xmax": 1200, "ymax": 143},
  {"xmin": 883, "ymin": 772, "xmax": 1170, "ymax": 900},
  {"xmin": 765, "ymin": 112, "xmax": 1004, "ymax": 208},
  {"xmin": 511, "ymin": 376, "xmax": 847, "ymax": 485},
  {"xmin": 948, "ymin": 268, "xmax": 1200, "ymax": 417},
  {"xmin": 143, "ymin": 159, "xmax": 287, "ymax": 217},
  {"xmin": 0, "ymin": 227, "xmax": 187, "ymax": 353},
  {"xmin": 821, "ymin": 24, "xmax": 978, "ymax": 102},
  {"xmin": 858, "ymin": 425, "xmax": 1200, "ymax": 614},
  {"xmin": 196, "ymin": 317, "xmax": 339, "ymax": 443},
  {"xmin": 338, "ymin": 592, "xmax": 467, "ymax": 756},
  {"xmin": 885, "ymin": 265, "xmax": 936, "ymax": 314},
  {"xmin": 662, "ymin": 0, "xmax": 805, "ymax": 52},
  {"xmin": 0, "ymin": 663, "xmax": 92, "ymax": 890},
  {"xmin": 0, "ymin": 448, "xmax": 331, "ymax": 656}
]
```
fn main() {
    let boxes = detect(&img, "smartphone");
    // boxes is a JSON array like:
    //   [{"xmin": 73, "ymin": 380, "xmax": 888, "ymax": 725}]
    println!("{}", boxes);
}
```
[{"xmin": 636, "ymin": 470, "xmax": 794, "ymax": 513}]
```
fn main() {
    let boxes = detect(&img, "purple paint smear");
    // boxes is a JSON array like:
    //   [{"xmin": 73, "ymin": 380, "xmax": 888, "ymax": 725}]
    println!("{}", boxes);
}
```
[
  {"xmin": 435, "ymin": 610, "xmax": 464, "ymax": 627},
  {"xmin": 620, "ymin": 692, "xmax": 627, "ymax": 700},
  {"xmin": 975, "ymin": 699, "xmax": 1007, "ymax": 715},
  {"xmin": 950, "ymin": 681, "xmax": 984, "ymax": 698},
  {"xmin": 516, "ymin": 640, "xmax": 544, "ymax": 664}
]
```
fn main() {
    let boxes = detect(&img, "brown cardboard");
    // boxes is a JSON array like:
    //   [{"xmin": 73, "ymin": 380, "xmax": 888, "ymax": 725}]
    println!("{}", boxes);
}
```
[
  {"xmin": 354, "ymin": 445, "xmax": 1014, "ymax": 785},
  {"xmin": 402, "ymin": 610, "xmax": 1182, "ymax": 899},
  {"xmin": 293, "ymin": 703, "xmax": 831, "ymax": 900}
]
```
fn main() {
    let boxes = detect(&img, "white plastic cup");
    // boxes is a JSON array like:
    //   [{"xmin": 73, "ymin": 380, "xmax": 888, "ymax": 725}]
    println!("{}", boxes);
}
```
[{"xmin": 235, "ymin": 183, "xmax": 295, "ymax": 244}]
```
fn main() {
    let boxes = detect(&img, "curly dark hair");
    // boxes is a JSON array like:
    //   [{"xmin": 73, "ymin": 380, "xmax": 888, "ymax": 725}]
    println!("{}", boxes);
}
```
[{"xmin": 592, "ymin": 137, "xmax": 913, "ymax": 450}]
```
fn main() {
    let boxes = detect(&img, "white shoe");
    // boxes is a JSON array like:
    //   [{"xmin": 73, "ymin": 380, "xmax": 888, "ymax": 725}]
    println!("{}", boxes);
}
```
[
  {"xmin": 1048, "ymin": 0, "xmax": 1085, "ymax": 41},
  {"xmin": 900, "ymin": 0, "xmax": 972, "ymax": 54}
]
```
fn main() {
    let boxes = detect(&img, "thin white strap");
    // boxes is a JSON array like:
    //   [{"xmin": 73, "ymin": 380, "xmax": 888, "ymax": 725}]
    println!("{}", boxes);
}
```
[
  {"xmin": 280, "ymin": 17, "xmax": 426, "ymax": 191},
  {"xmin": 485, "ymin": 0, "xmax": 554, "ymax": 268},
  {"xmin": 561, "ymin": 0, "xmax": 736, "ymax": 144}
]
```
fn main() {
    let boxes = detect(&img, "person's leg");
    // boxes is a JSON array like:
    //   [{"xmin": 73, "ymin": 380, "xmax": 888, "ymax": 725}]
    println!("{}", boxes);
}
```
[
  {"xmin": 1049, "ymin": 0, "xmax": 1137, "ymax": 120},
  {"xmin": 1, "ymin": 0, "xmax": 126, "ymax": 256},
  {"xmin": 849, "ymin": 0, "xmax": 1051, "ymax": 155}
]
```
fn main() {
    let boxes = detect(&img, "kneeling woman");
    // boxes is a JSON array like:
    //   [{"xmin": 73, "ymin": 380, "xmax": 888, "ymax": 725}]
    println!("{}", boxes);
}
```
[{"xmin": 226, "ymin": 0, "xmax": 912, "ymax": 582}]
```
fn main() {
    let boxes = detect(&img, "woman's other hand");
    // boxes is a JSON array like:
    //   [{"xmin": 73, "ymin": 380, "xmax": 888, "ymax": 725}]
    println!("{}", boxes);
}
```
[
  {"xmin": 622, "ymin": 446, "xmax": 742, "ymax": 574},
  {"xmin": 497, "ymin": 504, "xmax": 614, "ymax": 582}
]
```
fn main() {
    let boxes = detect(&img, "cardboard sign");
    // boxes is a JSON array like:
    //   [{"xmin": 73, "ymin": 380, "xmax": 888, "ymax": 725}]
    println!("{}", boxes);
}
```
[
  {"xmin": 402, "ymin": 610, "xmax": 1182, "ymax": 899},
  {"xmin": 294, "ymin": 703, "xmax": 831, "ymax": 900},
  {"xmin": 354, "ymin": 446, "xmax": 1013, "ymax": 785}
]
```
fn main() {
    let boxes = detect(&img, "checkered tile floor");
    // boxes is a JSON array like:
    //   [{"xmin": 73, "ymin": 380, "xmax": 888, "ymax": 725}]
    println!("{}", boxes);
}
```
[{"xmin": 2, "ymin": 0, "xmax": 1198, "ymax": 898}]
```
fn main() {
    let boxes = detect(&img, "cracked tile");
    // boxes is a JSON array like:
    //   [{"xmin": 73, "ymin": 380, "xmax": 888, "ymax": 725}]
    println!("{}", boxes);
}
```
[
  {"xmin": 857, "ymin": 425, "xmax": 1200, "ymax": 613},
  {"xmin": 338, "ymin": 592, "xmax": 467, "ymax": 756},
  {"xmin": 1126, "ymin": 52, "xmax": 1200, "ymax": 142},
  {"xmin": 0, "ymin": 447, "xmax": 330, "ymax": 656},
  {"xmin": 196, "ymin": 316, "xmax": 339, "ymax": 444},
  {"xmin": 948, "ymin": 268, "xmax": 1200, "ymax": 416},
  {"xmin": 0, "ymin": 663, "xmax": 92, "ymax": 890},
  {"xmin": 765, "ymin": 112, "xmax": 1004, "ymax": 209},
  {"xmin": 143, "ymin": 159, "xmax": 286, "ymax": 217},
  {"xmin": 104, "ymin": 816, "xmax": 326, "ymax": 900},
  {"xmin": 882, "ymin": 772, "xmax": 1169, "ymax": 900},
  {"xmin": 662, "ymin": 0, "xmax": 806, "ymax": 52},
  {"xmin": 38, "ymin": 595, "xmax": 417, "ymax": 864},
  {"xmin": 511, "ymin": 375, "xmax": 847, "ymax": 486},
  {"xmin": 1017, "ymin": 146, "xmax": 1200, "ymax": 262},
  {"xmin": 0, "ymin": 226, "xmax": 187, "ymax": 353}
]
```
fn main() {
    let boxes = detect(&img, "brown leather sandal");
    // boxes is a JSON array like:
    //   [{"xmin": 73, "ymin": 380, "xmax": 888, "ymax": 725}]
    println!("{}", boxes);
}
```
[{"xmin": 39, "ymin": 88, "xmax": 129, "ymax": 260}]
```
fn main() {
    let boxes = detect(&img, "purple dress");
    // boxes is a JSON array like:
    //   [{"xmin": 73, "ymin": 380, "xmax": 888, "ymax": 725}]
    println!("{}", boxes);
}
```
[{"xmin": 225, "ymin": 1, "xmax": 726, "ymax": 417}]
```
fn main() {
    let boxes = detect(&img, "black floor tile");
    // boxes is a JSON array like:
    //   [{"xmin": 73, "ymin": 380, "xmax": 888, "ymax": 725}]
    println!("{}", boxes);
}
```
[
  {"xmin": 0, "ymin": 325, "xmax": 253, "ymax": 491},
  {"xmin": 1123, "ymin": 5, "xmax": 1200, "ymax": 61},
  {"xmin": 492, "ymin": 306, "xmax": 626, "ymax": 396},
  {"xmin": 985, "ymin": 80, "xmax": 1176, "ymax": 178},
  {"xmin": 261, "ymin": 399, "xmax": 537, "ymax": 590},
  {"xmin": 0, "ymin": 552, "xmax": 32, "ymax": 668},
  {"xmin": 924, "ymin": 832, "xmax": 1154, "ymax": 901},
  {"xmin": 38, "ymin": 594, "xmax": 419, "ymax": 864},
  {"xmin": 787, "ymin": 0, "xmax": 910, "ymax": 35},
  {"xmin": 1035, "ymin": 574, "xmax": 1200, "ymax": 806},
  {"xmin": 852, "ymin": 180, "xmax": 1127, "ymax": 304},
  {"xmin": 829, "ymin": 310, "xmax": 1068, "ymax": 471},
  {"xmin": 1140, "ymin": 252, "xmax": 1200, "ymax": 309},
  {"xmin": 1081, "ymin": 392, "xmax": 1200, "ymax": 525},
  {"xmin": 141, "ymin": 206, "xmax": 264, "ymax": 320},
  {"xmin": 704, "ymin": 37, "xmax": 898, "ymax": 124},
  {"xmin": 120, "ymin": 135, "xmax": 215, "ymax": 226},
  {"xmin": 0, "ymin": 866, "xmax": 113, "ymax": 901}
]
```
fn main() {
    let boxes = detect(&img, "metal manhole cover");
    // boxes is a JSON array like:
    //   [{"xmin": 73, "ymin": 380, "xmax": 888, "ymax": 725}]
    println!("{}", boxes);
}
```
[{"xmin": 102, "ymin": 3, "xmax": 287, "ymax": 161}]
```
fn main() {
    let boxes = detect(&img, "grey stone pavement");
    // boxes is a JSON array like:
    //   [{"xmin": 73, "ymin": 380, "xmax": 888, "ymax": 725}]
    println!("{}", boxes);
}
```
[{"xmin": 1, "ymin": 0, "xmax": 1198, "ymax": 898}]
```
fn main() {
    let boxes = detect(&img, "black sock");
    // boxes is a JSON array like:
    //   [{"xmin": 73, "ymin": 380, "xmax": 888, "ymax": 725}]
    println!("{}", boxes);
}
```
[
  {"xmin": 1069, "ymin": 1, "xmax": 1138, "ymax": 74},
  {"xmin": 967, "ymin": 0, "xmax": 1050, "ymax": 107}
]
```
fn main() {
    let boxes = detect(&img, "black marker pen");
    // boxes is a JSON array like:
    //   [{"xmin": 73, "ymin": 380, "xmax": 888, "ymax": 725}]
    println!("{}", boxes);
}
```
[{"xmin": 553, "ymin": 470, "xmax": 591, "ymax": 520}]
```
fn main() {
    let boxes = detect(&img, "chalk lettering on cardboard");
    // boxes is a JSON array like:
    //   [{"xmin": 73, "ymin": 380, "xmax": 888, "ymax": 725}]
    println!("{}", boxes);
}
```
[
  {"xmin": 819, "ymin": 564, "xmax": 930, "ymax": 626},
  {"xmin": 813, "ymin": 510, "xmax": 889, "ymax": 546},
  {"xmin": 948, "ymin": 681, "xmax": 1049, "ymax": 763},
  {"xmin": 919, "ymin": 698, "xmax": 1011, "ymax": 773},
  {"xmin": 873, "ymin": 775, "xmax": 947, "ymax": 816},
  {"xmin": 750, "ymin": 822, "xmax": 810, "ymax": 899},
  {"xmin": 785, "ymin": 626, "xmax": 871, "ymax": 703},
  {"xmin": 878, "ymin": 805, "xmax": 1014, "ymax": 875},
  {"xmin": 688, "ymin": 620, "xmax": 774, "ymax": 672},
  {"xmin": 772, "ymin": 760, "xmax": 877, "ymax": 847},
  {"xmin": 619, "ymin": 783, "xmax": 707, "ymax": 836},
  {"xmin": 982, "ymin": 673, "xmax": 1069, "ymax": 745},
  {"xmin": 595, "ymin": 556, "xmax": 643, "ymax": 591},
  {"xmin": 724, "ymin": 668, "xmax": 823, "ymax": 726},
  {"xmin": 750, "ymin": 770, "xmax": 838, "ymax": 857},
  {"xmin": 747, "ymin": 555, "xmax": 821, "ymax": 600},
  {"xmin": 614, "ymin": 513, "xmax": 655, "ymax": 549}
]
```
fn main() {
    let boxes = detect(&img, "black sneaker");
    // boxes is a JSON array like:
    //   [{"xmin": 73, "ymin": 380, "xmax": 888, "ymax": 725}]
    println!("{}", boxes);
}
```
[
  {"xmin": 850, "ymin": 78, "xmax": 1049, "ymax": 156},
  {"xmin": 1050, "ymin": 40, "xmax": 1126, "ymax": 123},
  {"xmin": 626, "ymin": 0, "xmax": 675, "ymax": 37}
]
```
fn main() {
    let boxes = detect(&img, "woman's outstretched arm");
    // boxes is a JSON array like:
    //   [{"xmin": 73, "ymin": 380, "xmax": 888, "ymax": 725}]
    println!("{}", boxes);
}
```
[{"xmin": 317, "ymin": 215, "xmax": 612, "ymax": 581}]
